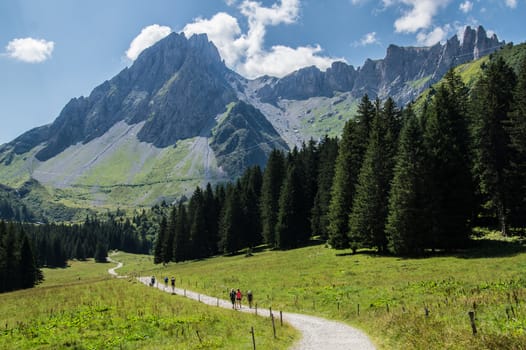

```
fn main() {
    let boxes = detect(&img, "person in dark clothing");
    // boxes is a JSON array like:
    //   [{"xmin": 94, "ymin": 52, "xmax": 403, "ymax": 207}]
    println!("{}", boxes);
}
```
[
  {"xmin": 247, "ymin": 290, "xmax": 253, "ymax": 308},
  {"xmin": 229, "ymin": 289, "xmax": 236, "ymax": 309}
]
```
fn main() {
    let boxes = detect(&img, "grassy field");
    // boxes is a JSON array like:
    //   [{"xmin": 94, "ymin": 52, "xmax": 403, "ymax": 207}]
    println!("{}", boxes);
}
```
[
  {"xmin": 0, "ymin": 258, "xmax": 298, "ymax": 349},
  {"xmin": 121, "ymin": 233, "xmax": 526, "ymax": 349}
]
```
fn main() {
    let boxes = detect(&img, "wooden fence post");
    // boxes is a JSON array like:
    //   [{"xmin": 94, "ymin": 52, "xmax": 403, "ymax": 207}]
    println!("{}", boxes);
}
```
[
  {"xmin": 271, "ymin": 313, "xmax": 276, "ymax": 339},
  {"xmin": 468, "ymin": 311, "xmax": 477, "ymax": 335},
  {"xmin": 357, "ymin": 304, "xmax": 360, "ymax": 316},
  {"xmin": 280, "ymin": 311, "xmax": 283, "ymax": 326},
  {"xmin": 250, "ymin": 326, "xmax": 256, "ymax": 350}
]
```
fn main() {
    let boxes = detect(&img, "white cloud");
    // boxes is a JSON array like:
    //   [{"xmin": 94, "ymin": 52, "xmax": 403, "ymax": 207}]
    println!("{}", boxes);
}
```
[
  {"xmin": 5, "ymin": 37, "xmax": 54, "ymax": 63},
  {"xmin": 416, "ymin": 26, "xmax": 448, "ymax": 46},
  {"xmin": 184, "ymin": 12, "xmax": 244, "ymax": 68},
  {"xmin": 459, "ymin": 1, "xmax": 473, "ymax": 13},
  {"xmin": 505, "ymin": 0, "xmax": 517, "ymax": 8},
  {"xmin": 385, "ymin": 0, "xmax": 451, "ymax": 33},
  {"xmin": 354, "ymin": 32, "xmax": 379, "ymax": 46},
  {"xmin": 126, "ymin": 24, "xmax": 172, "ymax": 61},
  {"xmin": 183, "ymin": 0, "xmax": 343, "ymax": 78}
]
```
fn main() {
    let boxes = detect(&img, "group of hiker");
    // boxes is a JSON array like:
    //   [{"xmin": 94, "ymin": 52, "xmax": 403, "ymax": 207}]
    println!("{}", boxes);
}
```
[
  {"xmin": 150, "ymin": 275, "xmax": 255, "ymax": 309},
  {"xmin": 229, "ymin": 288, "xmax": 253, "ymax": 309}
]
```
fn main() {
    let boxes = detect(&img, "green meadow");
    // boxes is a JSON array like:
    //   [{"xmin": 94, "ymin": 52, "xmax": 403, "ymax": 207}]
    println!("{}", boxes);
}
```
[
  {"xmin": 123, "ymin": 233, "xmax": 526, "ymax": 349},
  {"xmin": 0, "ymin": 258, "xmax": 298, "ymax": 350}
]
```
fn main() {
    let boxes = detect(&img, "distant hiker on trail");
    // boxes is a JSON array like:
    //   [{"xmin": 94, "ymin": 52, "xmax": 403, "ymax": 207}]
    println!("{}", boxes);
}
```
[
  {"xmin": 171, "ymin": 276, "xmax": 176, "ymax": 293},
  {"xmin": 229, "ymin": 289, "xmax": 236, "ymax": 309},
  {"xmin": 150, "ymin": 276, "xmax": 155, "ymax": 287},
  {"xmin": 247, "ymin": 290, "xmax": 253, "ymax": 308},
  {"xmin": 164, "ymin": 276, "xmax": 168, "ymax": 287},
  {"xmin": 236, "ymin": 289, "xmax": 243, "ymax": 309}
]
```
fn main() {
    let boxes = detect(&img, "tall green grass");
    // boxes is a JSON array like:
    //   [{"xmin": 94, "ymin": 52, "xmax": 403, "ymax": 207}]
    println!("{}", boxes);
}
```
[
  {"xmin": 0, "ymin": 258, "xmax": 298, "ymax": 349},
  {"xmin": 129, "ymin": 235, "xmax": 526, "ymax": 349}
]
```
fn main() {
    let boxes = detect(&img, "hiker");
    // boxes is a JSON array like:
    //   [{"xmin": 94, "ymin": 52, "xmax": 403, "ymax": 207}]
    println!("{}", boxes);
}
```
[
  {"xmin": 150, "ymin": 276, "xmax": 155, "ymax": 287},
  {"xmin": 236, "ymin": 289, "xmax": 243, "ymax": 309},
  {"xmin": 229, "ymin": 289, "xmax": 236, "ymax": 309},
  {"xmin": 247, "ymin": 290, "xmax": 253, "ymax": 308},
  {"xmin": 164, "ymin": 276, "xmax": 168, "ymax": 288},
  {"xmin": 171, "ymin": 276, "xmax": 176, "ymax": 293}
]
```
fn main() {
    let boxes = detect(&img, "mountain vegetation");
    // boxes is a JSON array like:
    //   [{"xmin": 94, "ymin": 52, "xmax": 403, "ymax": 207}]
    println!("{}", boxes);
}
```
[{"xmin": 153, "ymin": 52, "xmax": 526, "ymax": 264}]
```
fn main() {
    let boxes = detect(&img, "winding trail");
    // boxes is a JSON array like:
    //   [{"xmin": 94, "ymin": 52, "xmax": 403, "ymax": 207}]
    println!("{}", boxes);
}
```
[{"xmin": 109, "ymin": 257, "xmax": 376, "ymax": 350}]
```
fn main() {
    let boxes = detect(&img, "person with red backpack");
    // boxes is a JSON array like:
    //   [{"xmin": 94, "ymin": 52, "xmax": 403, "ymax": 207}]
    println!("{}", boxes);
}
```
[{"xmin": 236, "ymin": 289, "xmax": 243, "ymax": 309}]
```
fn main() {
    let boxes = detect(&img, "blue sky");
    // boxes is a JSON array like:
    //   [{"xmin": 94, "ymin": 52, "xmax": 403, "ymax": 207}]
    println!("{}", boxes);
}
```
[{"xmin": 0, "ymin": 0, "xmax": 524, "ymax": 145}]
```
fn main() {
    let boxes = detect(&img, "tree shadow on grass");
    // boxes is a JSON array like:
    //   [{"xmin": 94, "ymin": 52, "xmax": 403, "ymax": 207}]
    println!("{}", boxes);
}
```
[{"xmin": 454, "ymin": 238, "xmax": 526, "ymax": 259}]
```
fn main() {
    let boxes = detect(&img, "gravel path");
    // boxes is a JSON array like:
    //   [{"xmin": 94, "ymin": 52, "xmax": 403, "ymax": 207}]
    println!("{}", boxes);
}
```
[{"xmin": 108, "ymin": 258, "xmax": 375, "ymax": 349}]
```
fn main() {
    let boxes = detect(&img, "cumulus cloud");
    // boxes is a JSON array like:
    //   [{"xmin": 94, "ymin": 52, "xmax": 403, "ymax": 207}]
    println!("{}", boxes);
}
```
[
  {"xmin": 459, "ymin": 1, "xmax": 473, "ymax": 13},
  {"xmin": 183, "ymin": 0, "xmax": 342, "ymax": 78},
  {"xmin": 385, "ymin": 0, "xmax": 451, "ymax": 33},
  {"xmin": 5, "ymin": 37, "xmax": 54, "ymax": 63},
  {"xmin": 126, "ymin": 24, "xmax": 172, "ymax": 61},
  {"xmin": 184, "ymin": 12, "xmax": 244, "ymax": 68},
  {"xmin": 353, "ymin": 32, "xmax": 379, "ymax": 46},
  {"xmin": 416, "ymin": 26, "xmax": 449, "ymax": 46},
  {"xmin": 505, "ymin": 0, "xmax": 517, "ymax": 8}
]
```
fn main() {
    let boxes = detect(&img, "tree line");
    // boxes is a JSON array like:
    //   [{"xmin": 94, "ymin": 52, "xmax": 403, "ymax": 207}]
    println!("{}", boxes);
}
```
[
  {"xmin": 0, "ymin": 210, "xmax": 157, "ymax": 292},
  {"xmin": 155, "ymin": 54, "xmax": 526, "ymax": 262}
]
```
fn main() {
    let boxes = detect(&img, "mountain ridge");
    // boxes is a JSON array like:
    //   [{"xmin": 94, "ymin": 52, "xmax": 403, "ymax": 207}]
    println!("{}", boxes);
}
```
[{"xmin": 0, "ymin": 25, "xmax": 509, "ymax": 211}]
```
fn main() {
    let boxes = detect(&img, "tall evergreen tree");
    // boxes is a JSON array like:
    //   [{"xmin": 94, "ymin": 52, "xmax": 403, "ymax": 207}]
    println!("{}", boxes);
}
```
[
  {"xmin": 203, "ymin": 183, "xmax": 219, "ymax": 256},
  {"xmin": 173, "ymin": 203, "xmax": 189, "ymax": 262},
  {"xmin": 507, "ymin": 57, "xmax": 526, "ymax": 226},
  {"xmin": 471, "ymin": 57, "xmax": 517, "ymax": 235},
  {"xmin": 218, "ymin": 184, "xmax": 244, "ymax": 255},
  {"xmin": 239, "ymin": 166, "xmax": 263, "ymax": 248},
  {"xmin": 153, "ymin": 216, "xmax": 167, "ymax": 264},
  {"xmin": 188, "ymin": 187, "xmax": 208, "ymax": 259},
  {"xmin": 348, "ymin": 99, "xmax": 399, "ymax": 253},
  {"xmin": 422, "ymin": 70, "xmax": 474, "ymax": 249},
  {"xmin": 386, "ymin": 107, "xmax": 427, "ymax": 255},
  {"xmin": 311, "ymin": 136, "xmax": 339, "ymax": 239},
  {"xmin": 275, "ymin": 164, "xmax": 309, "ymax": 249},
  {"xmin": 260, "ymin": 150, "xmax": 286, "ymax": 247},
  {"xmin": 327, "ymin": 95, "xmax": 375, "ymax": 248}
]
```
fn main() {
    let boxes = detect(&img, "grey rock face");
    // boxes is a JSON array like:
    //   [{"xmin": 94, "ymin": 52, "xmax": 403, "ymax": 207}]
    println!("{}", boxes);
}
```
[{"xmin": 255, "ymin": 25, "xmax": 504, "ymax": 106}]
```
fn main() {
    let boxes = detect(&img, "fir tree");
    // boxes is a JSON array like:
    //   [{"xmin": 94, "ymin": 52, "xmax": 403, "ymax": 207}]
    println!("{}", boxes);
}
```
[
  {"xmin": 153, "ymin": 216, "xmax": 167, "ymax": 264},
  {"xmin": 275, "ymin": 164, "xmax": 309, "ymax": 249},
  {"xmin": 218, "ymin": 184, "xmax": 243, "ymax": 255},
  {"xmin": 311, "ymin": 136, "xmax": 339, "ymax": 239},
  {"xmin": 471, "ymin": 57, "xmax": 517, "ymax": 235},
  {"xmin": 260, "ymin": 150, "xmax": 286, "ymax": 247},
  {"xmin": 348, "ymin": 99, "xmax": 399, "ymax": 253},
  {"xmin": 386, "ymin": 107, "xmax": 427, "ymax": 255},
  {"xmin": 173, "ymin": 203, "xmax": 189, "ymax": 262},
  {"xmin": 422, "ymin": 70, "xmax": 474, "ymax": 249}
]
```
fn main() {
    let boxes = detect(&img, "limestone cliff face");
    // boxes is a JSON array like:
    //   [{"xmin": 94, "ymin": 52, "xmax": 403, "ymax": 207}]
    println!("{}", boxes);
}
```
[
  {"xmin": 255, "ymin": 26, "xmax": 504, "ymax": 105},
  {"xmin": 5, "ymin": 33, "xmax": 238, "ymax": 161}
]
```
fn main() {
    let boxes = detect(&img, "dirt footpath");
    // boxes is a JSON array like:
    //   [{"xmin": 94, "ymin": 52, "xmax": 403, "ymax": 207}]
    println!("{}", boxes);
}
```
[{"xmin": 137, "ymin": 276, "xmax": 376, "ymax": 350}]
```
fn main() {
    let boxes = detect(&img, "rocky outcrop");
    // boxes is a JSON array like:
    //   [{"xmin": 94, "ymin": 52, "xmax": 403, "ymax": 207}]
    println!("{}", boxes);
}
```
[
  {"xmin": 211, "ymin": 101, "xmax": 288, "ymax": 177},
  {"xmin": 256, "ymin": 26, "xmax": 504, "ymax": 106},
  {"xmin": 4, "ymin": 32, "xmax": 238, "ymax": 162}
]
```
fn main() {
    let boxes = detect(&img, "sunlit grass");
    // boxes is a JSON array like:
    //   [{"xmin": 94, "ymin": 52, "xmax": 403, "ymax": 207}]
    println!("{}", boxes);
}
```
[
  {"xmin": 130, "ymin": 235, "xmax": 526, "ymax": 349},
  {"xmin": 0, "ymin": 257, "xmax": 298, "ymax": 349}
]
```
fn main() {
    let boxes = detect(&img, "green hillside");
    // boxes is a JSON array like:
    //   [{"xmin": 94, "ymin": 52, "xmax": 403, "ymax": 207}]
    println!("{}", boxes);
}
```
[
  {"xmin": 0, "ymin": 258, "xmax": 298, "ymax": 349},
  {"xmin": 121, "ymin": 233, "xmax": 526, "ymax": 349}
]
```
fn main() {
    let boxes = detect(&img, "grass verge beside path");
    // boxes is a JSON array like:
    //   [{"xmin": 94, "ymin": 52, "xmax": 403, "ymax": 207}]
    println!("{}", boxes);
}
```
[
  {"xmin": 0, "ymin": 258, "xmax": 298, "ymax": 349},
  {"xmin": 124, "ymin": 235, "xmax": 526, "ymax": 349}
]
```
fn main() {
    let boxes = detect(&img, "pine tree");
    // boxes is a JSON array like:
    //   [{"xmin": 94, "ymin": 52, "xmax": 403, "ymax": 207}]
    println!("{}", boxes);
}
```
[
  {"xmin": 386, "ymin": 107, "xmax": 427, "ymax": 255},
  {"xmin": 348, "ymin": 99, "xmax": 399, "ymax": 253},
  {"xmin": 94, "ymin": 241, "xmax": 108, "ymax": 263},
  {"xmin": 218, "ymin": 184, "xmax": 244, "ymax": 255},
  {"xmin": 153, "ymin": 216, "xmax": 167, "ymax": 264},
  {"xmin": 260, "ymin": 150, "xmax": 286, "ymax": 247},
  {"xmin": 507, "ymin": 57, "xmax": 526, "ymax": 226},
  {"xmin": 188, "ymin": 187, "xmax": 207, "ymax": 259},
  {"xmin": 203, "ymin": 183, "xmax": 219, "ymax": 256},
  {"xmin": 311, "ymin": 136, "xmax": 339, "ymax": 239},
  {"xmin": 173, "ymin": 203, "xmax": 189, "ymax": 262},
  {"xmin": 471, "ymin": 57, "xmax": 517, "ymax": 235},
  {"xmin": 239, "ymin": 166, "xmax": 263, "ymax": 248},
  {"xmin": 275, "ymin": 164, "xmax": 309, "ymax": 249},
  {"xmin": 422, "ymin": 70, "xmax": 474, "ymax": 249},
  {"xmin": 327, "ymin": 95, "xmax": 375, "ymax": 249}
]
